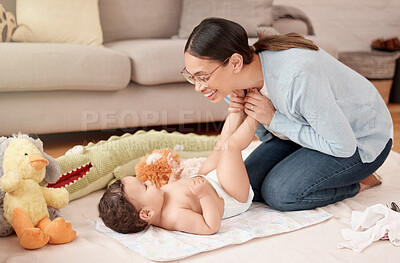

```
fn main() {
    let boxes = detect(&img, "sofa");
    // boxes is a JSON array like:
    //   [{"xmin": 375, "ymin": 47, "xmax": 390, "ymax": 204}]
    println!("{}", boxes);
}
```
[{"xmin": 0, "ymin": 0, "xmax": 338, "ymax": 136}]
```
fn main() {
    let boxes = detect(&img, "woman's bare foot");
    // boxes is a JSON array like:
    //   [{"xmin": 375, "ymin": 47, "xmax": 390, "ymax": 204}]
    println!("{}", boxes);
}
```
[{"xmin": 359, "ymin": 173, "xmax": 382, "ymax": 192}]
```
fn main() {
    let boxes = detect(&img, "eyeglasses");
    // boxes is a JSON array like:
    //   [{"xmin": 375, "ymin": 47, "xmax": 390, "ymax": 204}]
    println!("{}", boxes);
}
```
[{"xmin": 181, "ymin": 57, "xmax": 230, "ymax": 88}]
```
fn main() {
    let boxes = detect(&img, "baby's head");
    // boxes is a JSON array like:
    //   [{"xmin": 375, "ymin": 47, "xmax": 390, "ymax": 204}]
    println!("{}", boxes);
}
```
[{"xmin": 98, "ymin": 176, "xmax": 164, "ymax": 233}]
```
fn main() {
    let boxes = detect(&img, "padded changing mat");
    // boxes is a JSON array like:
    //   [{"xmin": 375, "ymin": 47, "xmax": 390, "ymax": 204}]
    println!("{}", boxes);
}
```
[{"xmin": 95, "ymin": 203, "xmax": 332, "ymax": 261}]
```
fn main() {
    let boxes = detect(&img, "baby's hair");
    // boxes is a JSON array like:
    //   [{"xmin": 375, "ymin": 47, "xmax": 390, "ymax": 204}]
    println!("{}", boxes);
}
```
[{"xmin": 98, "ymin": 179, "xmax": 148, "ymax": 233}]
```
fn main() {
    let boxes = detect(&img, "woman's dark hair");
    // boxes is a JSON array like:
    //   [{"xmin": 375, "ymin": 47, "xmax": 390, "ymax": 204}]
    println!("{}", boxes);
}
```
[
  {"xmin": 98, "ymin": 180, "xmax": 148, "ymax": 234},
  {"xmin": 184, "ymin": 17, "xmax": 319, "ymax": 65}
]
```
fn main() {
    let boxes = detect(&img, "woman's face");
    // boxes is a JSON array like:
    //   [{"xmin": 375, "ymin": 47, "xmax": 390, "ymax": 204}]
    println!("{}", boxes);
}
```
[{"xmin": 184, "ymin": 52, "xmax": 234, "ymax": 103}]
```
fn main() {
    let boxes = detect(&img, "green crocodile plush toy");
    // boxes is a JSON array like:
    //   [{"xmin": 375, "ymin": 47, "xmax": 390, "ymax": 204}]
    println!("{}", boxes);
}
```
[{"xmin": 48, "ymin": 130, "xmax": 219, "ymax": 200}]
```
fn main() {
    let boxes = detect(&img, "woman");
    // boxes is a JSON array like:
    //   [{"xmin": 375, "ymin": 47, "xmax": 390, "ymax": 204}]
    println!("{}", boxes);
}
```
[{"xmin": 181, "ymin": 18, "xmax": 393, "ymax": 211}]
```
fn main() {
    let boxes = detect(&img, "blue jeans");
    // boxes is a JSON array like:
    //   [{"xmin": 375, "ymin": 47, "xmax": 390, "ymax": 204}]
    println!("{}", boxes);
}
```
[{"xmin": 245, "ymin": 137, "xmax": 392, "ymax": 211}]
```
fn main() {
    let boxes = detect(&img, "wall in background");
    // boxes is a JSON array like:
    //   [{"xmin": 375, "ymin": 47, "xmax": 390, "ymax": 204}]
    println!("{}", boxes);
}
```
[{"xmin": 275, "ymin": 0, "xmax": 400, "ymax": 52}]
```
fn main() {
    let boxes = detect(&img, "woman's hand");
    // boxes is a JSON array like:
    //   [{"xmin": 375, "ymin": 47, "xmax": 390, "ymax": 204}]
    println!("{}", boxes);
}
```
[{"xmin": 244, "ymin": 88, "xmax": 276, "ymax": 126}]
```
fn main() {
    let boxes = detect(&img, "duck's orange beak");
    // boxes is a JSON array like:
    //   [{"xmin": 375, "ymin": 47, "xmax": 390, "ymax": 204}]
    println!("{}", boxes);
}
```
[{"xmin": 29, "ymin": 154, "xmax": 49, "ymax": 170}]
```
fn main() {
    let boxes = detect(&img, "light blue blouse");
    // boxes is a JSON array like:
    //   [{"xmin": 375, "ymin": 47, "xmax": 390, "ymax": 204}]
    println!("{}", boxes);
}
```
[{"xmin": 225, "ymin": 48, "xmax": 392, "ymax": 163}]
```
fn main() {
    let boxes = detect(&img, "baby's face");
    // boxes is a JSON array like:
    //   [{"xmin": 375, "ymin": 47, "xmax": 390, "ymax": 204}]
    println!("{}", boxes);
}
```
[{"xmin": 121, "ymin": 176, "xmax": 164, "ymax": 212}]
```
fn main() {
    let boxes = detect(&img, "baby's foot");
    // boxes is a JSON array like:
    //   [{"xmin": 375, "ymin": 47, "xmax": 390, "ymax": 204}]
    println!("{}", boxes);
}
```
[
  {"xmin": 232, "ymin": 88, "xmax": 255, "ymax": 99},
  {"xmin": 168, "ymin": 153, "xmax": 183, "ymax": 177},
  {"xmin": 247, "ymin": 88, "xmax": 259, "ymax": 94},
  {"xmin": 233, "ymin": 90, "xmax": 246, "ymax": 98}
]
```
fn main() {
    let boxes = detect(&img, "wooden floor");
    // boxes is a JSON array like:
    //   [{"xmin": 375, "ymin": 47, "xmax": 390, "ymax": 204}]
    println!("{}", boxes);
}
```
[
  {"xmin": 41, "ymin": 103, "xmax": 400, "ymax": 158},
  {"xmin": 388, "ymin": 103, "xmax": 400, "ymax": 152}
]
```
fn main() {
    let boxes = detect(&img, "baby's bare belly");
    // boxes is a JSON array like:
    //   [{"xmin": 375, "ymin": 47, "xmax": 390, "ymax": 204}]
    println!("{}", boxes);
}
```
[{"xmin": 163, "ymin": 178, "xmax": 225, "ymax": 218}]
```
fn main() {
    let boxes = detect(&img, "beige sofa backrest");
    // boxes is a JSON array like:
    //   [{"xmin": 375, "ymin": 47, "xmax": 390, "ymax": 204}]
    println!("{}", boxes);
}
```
[
  {"xmin": 1, "ymin": 0, "xmax": 183, "ymax": 43},
  {"xmin": 99, "ymin": 0, "xmax": 183, "ymax": 43}
]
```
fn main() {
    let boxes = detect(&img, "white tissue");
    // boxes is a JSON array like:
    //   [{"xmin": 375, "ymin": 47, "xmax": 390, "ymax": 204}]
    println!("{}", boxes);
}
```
[{"xmin": 337, "ymin": 204, "xmax": 400, "ymax": 252}]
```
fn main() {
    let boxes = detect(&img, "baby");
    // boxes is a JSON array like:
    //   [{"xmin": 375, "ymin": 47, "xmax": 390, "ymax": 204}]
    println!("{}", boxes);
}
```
[{"xmin": 98, "ymin": 91, "xmax": 258, "ymax": 235}]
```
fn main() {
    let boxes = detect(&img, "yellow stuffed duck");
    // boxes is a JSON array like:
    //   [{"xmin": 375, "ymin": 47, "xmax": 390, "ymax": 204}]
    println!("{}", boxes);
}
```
[{"xmin": 0, "ymin": 135, "xmax": 75, "ymax": 249}]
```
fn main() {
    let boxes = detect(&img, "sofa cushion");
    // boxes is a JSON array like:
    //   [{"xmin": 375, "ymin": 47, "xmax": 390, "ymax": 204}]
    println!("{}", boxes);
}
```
[
  {"xmin": 178, "ymin": 0, "xmax": 273, "ymax": 39},
  {"xmin": 0, "ymin": 43, "xmax": 131, "ymax": 92},
  {"xmin": 11, "ymin": 0, "xmax": 103, "ymax": 46},
  {"xmin": 105, "ymin": 35, "xmax": 338, "ymax": 86},
  {"xmin": 0, "ymin": 82, "xmax": 229, "ymax": 135},
  {"xmin": 105, "ymin": 39, "xmax": 187, "ymax": 85},
  {"xmin": 99, "ymin": 0, "xmax": 182, "ymax": 43}
]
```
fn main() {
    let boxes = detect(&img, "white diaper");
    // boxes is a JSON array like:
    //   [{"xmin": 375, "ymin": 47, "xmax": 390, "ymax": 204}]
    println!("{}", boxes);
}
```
[{"xmin": 191, "ymin": 169, "xmax": 254, "ymax": 219}]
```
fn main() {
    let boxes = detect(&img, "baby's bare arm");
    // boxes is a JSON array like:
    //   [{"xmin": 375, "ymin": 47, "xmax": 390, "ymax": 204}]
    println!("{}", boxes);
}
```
[
  {"xmin": 167, "ymin": 153, "xmax": 183, "ymax": 184},
  {"xmin": 172, "ymin": 207, "xmax": 221, "ymax": 235},
  {"xmin": 172, "ymin": 178, "xmax": 221, "ymax": 234}
]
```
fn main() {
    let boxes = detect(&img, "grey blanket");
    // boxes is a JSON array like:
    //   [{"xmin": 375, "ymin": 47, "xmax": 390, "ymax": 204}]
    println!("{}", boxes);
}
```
[{"xmin": 272, "ymin": 5, "xmax": 315, "ymax": 35}]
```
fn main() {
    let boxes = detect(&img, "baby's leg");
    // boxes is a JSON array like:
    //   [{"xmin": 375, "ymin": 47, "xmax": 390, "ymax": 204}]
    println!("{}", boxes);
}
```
[
  {"xmin": 198, "ymin": 106, "xmax": 246, "ymax": 175},
  {"xmin": 216, "ymin": 115, "xmax": 258, "ymax": 203}
]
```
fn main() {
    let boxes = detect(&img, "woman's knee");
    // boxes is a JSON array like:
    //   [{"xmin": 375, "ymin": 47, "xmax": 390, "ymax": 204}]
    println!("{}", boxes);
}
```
[{"xmin": 261, "ymin": 181, "xmax": 301, "ymax": 211}]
